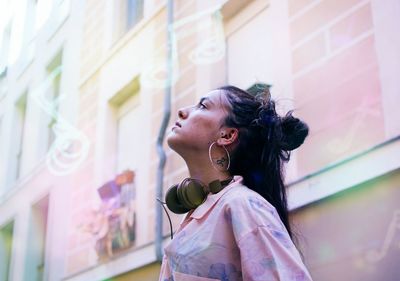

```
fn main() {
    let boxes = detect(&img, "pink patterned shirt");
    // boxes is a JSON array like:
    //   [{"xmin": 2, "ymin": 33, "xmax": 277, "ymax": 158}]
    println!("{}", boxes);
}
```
[{"xmin": 158, "ymin": 175, "xmax": 313, "ymax": 281}]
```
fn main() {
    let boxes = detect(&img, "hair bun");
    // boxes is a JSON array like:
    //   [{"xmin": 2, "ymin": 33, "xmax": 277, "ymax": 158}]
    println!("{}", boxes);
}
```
[{"xmin": 279, "ymin": 110, "xmax": 309, "ymax": 151}]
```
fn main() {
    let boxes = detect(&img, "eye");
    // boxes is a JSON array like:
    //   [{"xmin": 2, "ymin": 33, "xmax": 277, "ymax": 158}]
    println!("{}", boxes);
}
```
[{"xmin": 197, "ymin": 101, "xmax": 207, "ymax": 109}]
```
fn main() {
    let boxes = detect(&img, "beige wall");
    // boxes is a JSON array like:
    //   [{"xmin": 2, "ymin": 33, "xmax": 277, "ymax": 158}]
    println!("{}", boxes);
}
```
[
  {"xmin": 288, "ymin": 0, "xmax": 400, "ymax": 177},
  {"xmin": 63, "ymin": 0, "xmax": 400, "ymax": 278},
  {"xmin": 1, "ymin": 0, "xmax": 399, "ymax": 280}
]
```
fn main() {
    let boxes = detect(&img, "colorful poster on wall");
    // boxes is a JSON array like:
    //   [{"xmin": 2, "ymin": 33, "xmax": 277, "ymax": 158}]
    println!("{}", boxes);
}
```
[{"xmin": 81, "ymin": 170, "xmax": 137, "ymax": 261}]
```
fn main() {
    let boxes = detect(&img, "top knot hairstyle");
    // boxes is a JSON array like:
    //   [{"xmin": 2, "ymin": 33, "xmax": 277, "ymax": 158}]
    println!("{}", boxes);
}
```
[{"xmin": 218, "ymin": 85, "xmax": 309, "ymax": 253}]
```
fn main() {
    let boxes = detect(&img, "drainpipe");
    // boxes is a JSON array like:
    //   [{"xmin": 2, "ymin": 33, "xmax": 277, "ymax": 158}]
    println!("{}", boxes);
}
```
[{"xmin": 155, "ymin": 0, "xmax": 174, "ymax": 262}]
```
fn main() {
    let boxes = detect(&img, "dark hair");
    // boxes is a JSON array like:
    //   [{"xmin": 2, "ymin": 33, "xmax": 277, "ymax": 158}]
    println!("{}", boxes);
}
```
[{"xmin": 218, "ymin": 85, "xmax": 309, "ymax": 259}]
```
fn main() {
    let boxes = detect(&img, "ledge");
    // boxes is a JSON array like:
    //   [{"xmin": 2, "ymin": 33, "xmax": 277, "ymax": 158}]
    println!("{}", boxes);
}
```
[
  {"xmin": 287, "ymin": 134, "xmax": 400, "ymax": 210},
  {"xmin": 62, "ymin": 241, "xmax": 164, "ymax": 281}
]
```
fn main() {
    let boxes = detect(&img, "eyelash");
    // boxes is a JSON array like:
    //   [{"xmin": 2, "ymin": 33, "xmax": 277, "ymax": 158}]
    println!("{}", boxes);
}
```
[{"xmin": 198, "ymin": 102, "xmax": 207, "ymax": 109}]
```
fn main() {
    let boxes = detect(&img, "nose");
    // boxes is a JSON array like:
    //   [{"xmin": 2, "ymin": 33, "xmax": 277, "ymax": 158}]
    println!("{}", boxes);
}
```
[{"xmin": 178, "ymin": 107, "xmax": 188, "ymax": 119}]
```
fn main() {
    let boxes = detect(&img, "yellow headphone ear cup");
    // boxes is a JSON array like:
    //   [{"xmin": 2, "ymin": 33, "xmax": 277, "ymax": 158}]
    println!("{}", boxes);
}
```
[
  {"xmin": 165, "ymin": 184, "xmax": 191, "ymax": 214},
  {"xmin": 183, "ymin": 180, "xmax": 207, "ymax": 208},
  {"xmin": 208, "ymin": 179, "xmax": 224, "ymax": 194},
  {"xmin": 165, "ymin": 177, "xmax": 221, "ymax": 214},
  {"xmin": 176, "ymin": 183, "xmax": 190, "ymax": 209}
]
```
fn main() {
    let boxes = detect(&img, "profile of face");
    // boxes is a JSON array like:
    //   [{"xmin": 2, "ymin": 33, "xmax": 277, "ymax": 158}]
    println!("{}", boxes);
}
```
[{"xmin": 167, "ymin": 90, "xmax": 236, "ymax": 158}]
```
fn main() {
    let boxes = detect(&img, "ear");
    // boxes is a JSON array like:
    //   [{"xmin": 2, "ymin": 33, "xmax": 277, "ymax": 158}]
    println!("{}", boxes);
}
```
[{"xmin": 217, "ymin": 128, "xmax": 239, "ymax": 146}]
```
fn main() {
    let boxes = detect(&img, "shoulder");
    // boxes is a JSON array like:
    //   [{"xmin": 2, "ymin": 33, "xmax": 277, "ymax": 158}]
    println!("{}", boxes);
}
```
[
  {"xmin": 223, "ymin": 183, "xmax": 277, "ymax": 215},
  {"xmin": 221, "ymin": 183, "xmax": 285, "ymax": 241}
]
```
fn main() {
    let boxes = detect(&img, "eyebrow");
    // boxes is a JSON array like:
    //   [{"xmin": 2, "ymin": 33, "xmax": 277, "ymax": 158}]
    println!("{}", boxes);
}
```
[{"xmin": 200, "ymin": 97, "xmax": 214, "ymax": 106}]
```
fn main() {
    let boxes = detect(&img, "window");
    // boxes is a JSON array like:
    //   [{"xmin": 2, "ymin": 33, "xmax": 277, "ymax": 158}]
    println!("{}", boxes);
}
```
[
  {"xmin": 25, "ymin": 195, "xmax": 49, "ymax": 281},
  {"xmin": 22, "ymin": 0, "xmax": 39, "ymax": 65},
  {"xmin": 0, "ymin": 66, "xmax": 7, "ymax": 98},
  {"xmin": 13, "ymin": 93, "xmax": 28, "ymax": 181},
  {"xmin": 0, "ymin": 221, "xmax": 14, "ymax": 281},
  {"xmin": 56, "ymin": 0, "xmax": 70, "ymax": 26},
  {"xmin": 0, "ymin": 117, "xmax": 2, "ymax": 161},
  {"xmin": 111, "ymin": 78, "xmax": 142, "ymax": 175},
  {"xmin": 113, "ymin": 0, "xmax": 144, "ymax": 42},
  {"xmin": 0, "ymin": 22, "xmax": 12, "ymax": 73},
  {"xmin": 0, "ymin": 117, "xmax": 3, "ymax": 191},
  {"xmin": 35, "ymin": 0, "xmax": 53, "ymax": 32},
  {"xmin": 107, "ymin": 77, "xmax": 144, "ymax": 252},
  {"xmin": 46, "ymin": 51, "xmax": 62, "ymax": 149},
  {"xmin": 86, "ymin": 77, "xmax": 143, "ymax": 259}
]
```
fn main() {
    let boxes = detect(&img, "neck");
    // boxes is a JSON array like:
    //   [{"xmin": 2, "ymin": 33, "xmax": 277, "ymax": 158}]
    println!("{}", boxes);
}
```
[{"xmin": 183, "ymin": 154, "xmax": 232, "ymax": 186}]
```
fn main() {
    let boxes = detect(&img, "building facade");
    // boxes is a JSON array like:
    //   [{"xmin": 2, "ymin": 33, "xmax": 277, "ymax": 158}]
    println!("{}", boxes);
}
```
[{"xmin": 0, "ymin": 0, "xmax": 399, "ymax": 280}]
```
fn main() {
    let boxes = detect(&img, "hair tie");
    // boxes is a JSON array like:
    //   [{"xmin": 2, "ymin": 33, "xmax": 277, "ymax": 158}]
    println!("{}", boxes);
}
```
[{"xmin": 252, "ymin": 107, "xmax": 279, "ymax": 142}]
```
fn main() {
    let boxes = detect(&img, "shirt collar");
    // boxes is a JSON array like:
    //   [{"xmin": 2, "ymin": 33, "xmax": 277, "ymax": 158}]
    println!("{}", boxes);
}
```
[{"xmin": 189, "ymin": 175, "xmax": 243, "ymax": 220}]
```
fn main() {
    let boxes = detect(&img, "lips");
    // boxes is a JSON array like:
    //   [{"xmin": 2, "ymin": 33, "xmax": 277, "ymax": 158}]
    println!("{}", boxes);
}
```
[{"xmin": 171, "ymin": 121, "xmax": 181, "ymax": 131}]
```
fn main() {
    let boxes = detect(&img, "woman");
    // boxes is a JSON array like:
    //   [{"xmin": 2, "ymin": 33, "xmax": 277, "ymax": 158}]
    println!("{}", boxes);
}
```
[{"xmin": 159, "ymin": 85, "xmax": 313, "ymax": 281}]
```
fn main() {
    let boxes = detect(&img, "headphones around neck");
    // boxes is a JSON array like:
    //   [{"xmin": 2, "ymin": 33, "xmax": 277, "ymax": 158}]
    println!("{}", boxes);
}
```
[{"xmin": 165, "ymin": 177, "xmax": 234, "ymax": 214}]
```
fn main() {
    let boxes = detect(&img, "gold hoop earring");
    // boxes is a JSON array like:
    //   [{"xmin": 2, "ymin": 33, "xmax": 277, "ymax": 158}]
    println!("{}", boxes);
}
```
[{"xmin": 208, "ymin": 141, "xmax": 230, "ymax": 172}]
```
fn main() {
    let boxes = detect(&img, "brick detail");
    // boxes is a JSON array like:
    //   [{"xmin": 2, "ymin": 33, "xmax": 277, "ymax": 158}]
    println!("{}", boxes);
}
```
[
  {"xmin": 292, "ymin": 33, "xmax": 326, "ymax": 73},
  {"xmin": 79, "ymin": 0, "xmax": 106, "ymax": 77},
  {"xmin": 290, "ymin": 0, "xmax": 386, "ymax": 177},
  {"xmin": 297, "ymin": 100, "xmax": 385, "ymax": 176},
  {"xmin": 290, "ymin": 0, "xmax": 363, "ymax": 45},
  {"xmin": 288, "ymin": 0, "xmax": 315, "ymax": 17},
  {"xmin": 66, "ymin": 71, "xmax": 100, "ymax": 230},
  {"xmin": 297, "ymin": 65, "xmax": 382, "ymax": 134},
  {"xmin": 293, "ymin": 35, "xmax": 378, "ymax": 105},
  {"xmin": 329, "ymin": 3, "xmax": 373, "ymax": 51}
]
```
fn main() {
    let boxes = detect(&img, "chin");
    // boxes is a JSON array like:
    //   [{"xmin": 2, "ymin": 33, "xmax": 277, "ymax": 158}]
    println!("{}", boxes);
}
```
[
  {"xmin": 167, "ymin": 134, "xmax": 191, "ymax": 157},
  {"xmin": 166, "ymin": 133, "xmax": 180, "ymax": 151}
]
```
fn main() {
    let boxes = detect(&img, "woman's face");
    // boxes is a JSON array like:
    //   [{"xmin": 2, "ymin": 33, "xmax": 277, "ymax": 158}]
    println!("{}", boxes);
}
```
[{"xmin": 167, "ymin": 90, "xmax": 230, "ymax": 154}]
